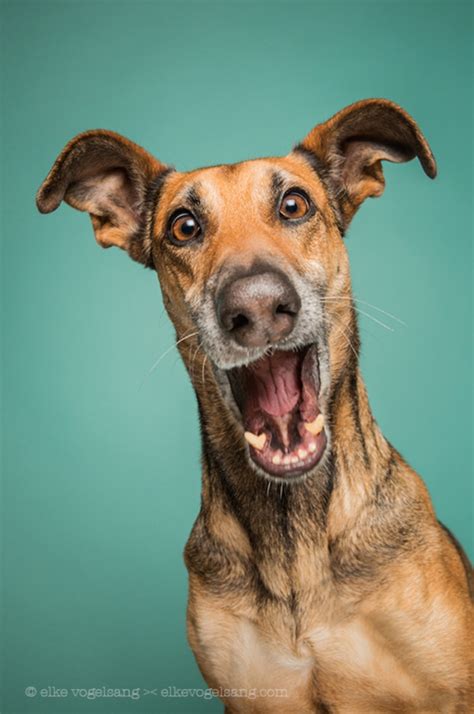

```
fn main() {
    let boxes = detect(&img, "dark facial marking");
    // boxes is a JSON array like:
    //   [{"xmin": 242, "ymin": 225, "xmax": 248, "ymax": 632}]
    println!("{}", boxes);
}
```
[
  {"xmin": 184, "ymin": 185, "xmax": 206, "ymax": 214},
  {"xmin": 293, "ymin": 144, "xmax": 345, "ymax": 236},
  {"xmin": 163, "ymin": 248, "xmax": 194, "ymax": 280},
  {"xmin": 270, "ymin": 170, "xmax": 286, "ymax": 209},
  {"xmin": 348, "ymin": 369, "xmax": 370, "ymax": 468},
  {"xmin": 131, "ymin": 166, "xmax": 175, "ymax": 268}
]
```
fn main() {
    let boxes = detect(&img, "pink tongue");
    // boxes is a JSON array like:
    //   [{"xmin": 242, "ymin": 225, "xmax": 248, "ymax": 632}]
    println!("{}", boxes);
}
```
[{"xmin": 249, "ymin": 352, "xmax": 300, "ymax": 417}]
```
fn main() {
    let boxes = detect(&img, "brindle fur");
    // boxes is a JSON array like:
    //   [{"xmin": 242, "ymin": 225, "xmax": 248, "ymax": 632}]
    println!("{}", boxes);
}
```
[{"xmin": 37, "ymin": 99, "xmax": 473, "ymax": 713}]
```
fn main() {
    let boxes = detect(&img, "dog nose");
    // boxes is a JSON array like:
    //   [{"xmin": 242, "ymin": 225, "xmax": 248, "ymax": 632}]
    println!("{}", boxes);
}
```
[{"xmin": 216, "ymin": 270, "xmax": 301, "ymax": 348}]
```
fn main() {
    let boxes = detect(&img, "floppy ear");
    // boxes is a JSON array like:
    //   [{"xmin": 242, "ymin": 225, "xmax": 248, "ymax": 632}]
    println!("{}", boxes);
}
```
[
  {"xmin": 36, "ymin": 130, "xmax": 169, "ymax": 266},
  {"xmin": 296, "ymin": 98, "xmax": 437, "ymax": 226}
]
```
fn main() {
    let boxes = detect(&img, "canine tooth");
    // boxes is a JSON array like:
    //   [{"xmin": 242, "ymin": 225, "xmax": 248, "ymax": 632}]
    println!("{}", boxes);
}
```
[
  {"xmin": 244, "ymin": 431, "xmax": 266, "ymax": 451},
  {"xmin": 272, "ymin": 454, "xmax": 282, "ymax": 465},
  {"xmin": 298, "ymin": 449, "xmax": 307, "ymax": 459},
  {"xmin": 308, "ymin": 442, "xmax": 317, "ymax": 452},
  {"xmin": 291, "ymin": 456, "xmax": 299, "ymax": 464},
  {"xmin": 304, "ymin": 414, "xmax": 325, "ymax": 436}
]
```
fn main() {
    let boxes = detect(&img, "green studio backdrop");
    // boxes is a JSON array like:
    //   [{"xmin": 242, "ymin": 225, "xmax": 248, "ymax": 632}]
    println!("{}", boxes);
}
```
[{"xmin": 1, "ymin": 1, "xmax": 472, "ymax": 713}]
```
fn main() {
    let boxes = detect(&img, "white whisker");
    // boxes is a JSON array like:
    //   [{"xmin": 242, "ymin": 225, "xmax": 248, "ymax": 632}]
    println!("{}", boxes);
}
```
[
  {"xmin": 201, "ymin": 354, "xmax": 209, "ymax": 388},
  {"xmin": 148, "ymin": 330, "xmax": 199, "ymax": 375},
  {"xmin": 322, "ymin": 296, "xmax": 405, "ymax": 326},
  {"xmin": 353, "ymin": 307, "xmax": 394, "ymax": 332},
  {"xmin": 353, "ymin": 297, "xmax": 406, "ymax": 326},
  {"xmin": 330, "ymin": 314, "xmax": 359, "ymax": 360},
  {"xmin": 190, "ymin": 341, "xmax": 204, "ymax": 379},
  {"xmin": 139, "ymin": 330, "xmax": 199, "ymax": 390}
]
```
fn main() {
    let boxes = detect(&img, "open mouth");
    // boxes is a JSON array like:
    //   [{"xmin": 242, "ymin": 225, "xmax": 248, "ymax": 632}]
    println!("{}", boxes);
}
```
[{"xmin": 227, "ymin": 345, "xmax": 327, "ymax": 478}]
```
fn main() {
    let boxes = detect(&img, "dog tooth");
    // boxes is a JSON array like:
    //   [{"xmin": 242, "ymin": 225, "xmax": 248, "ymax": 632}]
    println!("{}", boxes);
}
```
[
  {"xmin": 308, "ymin": 442, "xmax": 317, "ymax": 452},
  {"xmin": 298, "ymin": 449, "xmax": 307, "ymax": 459},
  {"xmin": 244, "ymin": 431, "xmax": 266, "ymax": 451},
  {"xmin": 272, "ymin": 454, "xmax": 282, "ymax": 465},
  {"xmin": 304, "ymin": 414, "xmax": 325, "ymax": 436},
  {"xmin": 291, "ymin": 456, "xmax": 299, "ymax": 464}
]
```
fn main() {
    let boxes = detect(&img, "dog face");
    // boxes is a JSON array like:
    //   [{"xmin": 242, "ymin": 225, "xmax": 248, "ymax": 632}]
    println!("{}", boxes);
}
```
[
  {"xmin": 37, "ymin": 99, "xmax": 436, "ymax": 481},
  {"xmin": 152, "ymin": 155, "xmax": 343, "ymax": 479}
]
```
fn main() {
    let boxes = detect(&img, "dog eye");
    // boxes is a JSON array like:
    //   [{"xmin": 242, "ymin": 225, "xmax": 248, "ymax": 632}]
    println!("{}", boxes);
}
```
[
  {"xmin": 170, "ymin": 212, "xmax": 201, "ymax": 243},
  {"xmin": 279, "ymin": 191, "xmax": 310, "ymax": 220}
]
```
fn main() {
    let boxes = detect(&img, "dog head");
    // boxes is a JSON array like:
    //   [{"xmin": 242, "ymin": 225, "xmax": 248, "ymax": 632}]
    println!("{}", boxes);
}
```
[{"xmin": 37, "ymin": 99, "xmax": 436, "ymax": 482}]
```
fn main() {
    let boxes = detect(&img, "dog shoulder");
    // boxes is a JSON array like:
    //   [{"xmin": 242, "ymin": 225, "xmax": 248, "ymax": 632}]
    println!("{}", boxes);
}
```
[{"xmin": 437, "ymin": 520, "xmax": 474, "ymax": 601}]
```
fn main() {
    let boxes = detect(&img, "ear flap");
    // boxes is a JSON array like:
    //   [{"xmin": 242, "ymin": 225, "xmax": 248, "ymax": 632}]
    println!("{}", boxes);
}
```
[
  {"xmin": 36, "ymin": 130, "xmax": 169, "ymax": 266},
  {"xmin": 296, "ymin": 98, "xmax": 437, "ymax": 226}
]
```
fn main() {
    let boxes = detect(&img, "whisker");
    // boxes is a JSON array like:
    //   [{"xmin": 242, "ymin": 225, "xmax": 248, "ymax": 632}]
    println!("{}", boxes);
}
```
[
  {"xmin": 323, "ymin": 299, "xmax": 395, "ymax": 333},
  {"xmin": 329, "ymin": 313, "xmax": 359, "ymax": 360},
  {"xmin": 201, "ymin": 353, "xmax": 209, "ymax": 388},
  {"xmin": 322, "ymin": 296, "xmax": 405, "ymax": 326},
  {"xmin": 148, "ymin": 330, "xmax": 199, "ymax": 376},
  {"xmin": 190, "ymin": 341, "xmax": 204, "ymax": 379},
  {"xmin": 139, "ymin": 330, "xmax": 199, "ymax": 390},
  {"xmin": 353, "ymin": 307, "xmax": 394, "ymax": 333},
  {"xmin": 353, "ymin": 297, "xmax": 406, "ymax": 326}
]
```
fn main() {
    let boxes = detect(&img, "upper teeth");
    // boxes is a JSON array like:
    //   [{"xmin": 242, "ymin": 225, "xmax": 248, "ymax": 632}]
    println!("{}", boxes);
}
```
[
  {"xmin": 244, "ymin": 431, "xmax": 266, "ymax": 451},
  {"xmin": 304, "ymin": 414, "xmax": 325, "ymax": 436}
]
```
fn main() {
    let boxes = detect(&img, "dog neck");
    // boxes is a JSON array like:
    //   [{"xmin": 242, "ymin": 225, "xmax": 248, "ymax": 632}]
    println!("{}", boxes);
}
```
[
  {"xmin": 194, "ymin": 355, "xmax": 393, "ymax": 564},
  {"xmin": 183, "ymin": 334, "xmax": 430, "ymax": 603}
]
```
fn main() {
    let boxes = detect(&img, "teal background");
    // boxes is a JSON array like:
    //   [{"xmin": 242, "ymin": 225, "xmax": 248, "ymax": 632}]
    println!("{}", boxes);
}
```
[{"xmin": 1, "ymin": 1, "xmax": 472, "ymax": 712}]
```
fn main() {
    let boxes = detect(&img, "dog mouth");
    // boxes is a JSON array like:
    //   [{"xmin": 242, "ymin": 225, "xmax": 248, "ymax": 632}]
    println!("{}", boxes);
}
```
[{"xmin": 227, "ymin": 345, "xmax": 327, "ymax": 478}]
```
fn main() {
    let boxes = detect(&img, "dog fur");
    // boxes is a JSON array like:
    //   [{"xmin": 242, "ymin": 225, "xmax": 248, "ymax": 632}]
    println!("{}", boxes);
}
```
[{"xmin": 37, "ymin": 99, "xmax": 473, "ymax": 713}]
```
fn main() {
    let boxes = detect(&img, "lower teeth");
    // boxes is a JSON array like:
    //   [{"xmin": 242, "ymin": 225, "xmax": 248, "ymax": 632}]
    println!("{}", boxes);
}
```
[{"xmin": 268, "ymin": 440, "xmax": 319, "ymax": 468}]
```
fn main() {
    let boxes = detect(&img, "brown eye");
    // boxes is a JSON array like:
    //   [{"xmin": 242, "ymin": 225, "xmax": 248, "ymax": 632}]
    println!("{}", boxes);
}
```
[
  {"xmin": 170, "ymin": 213, "xmax": 201, "ymax": 243},
  {"xmin": 279, "ymin": 191, "xmax": 310, "ymax": 220}
]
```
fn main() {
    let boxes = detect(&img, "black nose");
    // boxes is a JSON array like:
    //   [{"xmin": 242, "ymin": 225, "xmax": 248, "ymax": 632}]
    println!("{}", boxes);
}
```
[{"xmin": 216, "ymin": 269, "xmax": 301, "ymax": 348}]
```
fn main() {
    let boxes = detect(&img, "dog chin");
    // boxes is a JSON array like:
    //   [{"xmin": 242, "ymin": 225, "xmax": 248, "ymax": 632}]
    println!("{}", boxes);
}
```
[{"xmin": 213, "ymin": 342, "xmax": 329, "ymax": 481}]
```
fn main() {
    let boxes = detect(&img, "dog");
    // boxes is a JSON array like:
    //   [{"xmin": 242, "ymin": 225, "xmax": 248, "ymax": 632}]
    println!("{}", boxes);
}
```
[{"xmin": 37, "ymin": 99, "xmax": 472, "ymax": 713}]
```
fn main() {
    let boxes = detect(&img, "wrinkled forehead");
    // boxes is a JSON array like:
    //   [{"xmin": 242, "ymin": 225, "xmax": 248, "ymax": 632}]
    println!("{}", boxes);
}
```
[{"xmin": 154, "ymin": 153, "xmax": 330, "ymax": 224}]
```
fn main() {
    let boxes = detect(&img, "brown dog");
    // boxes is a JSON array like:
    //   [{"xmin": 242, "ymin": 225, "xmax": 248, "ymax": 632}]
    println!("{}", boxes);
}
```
[{"xmin": 37, "ymin": 99, "xmax": 472, "ymax": 713}]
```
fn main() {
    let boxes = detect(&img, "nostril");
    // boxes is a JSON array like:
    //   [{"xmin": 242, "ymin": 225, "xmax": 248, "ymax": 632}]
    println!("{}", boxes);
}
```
[
  {"xmin": 217, "ymin": 269, "xmax": 301, "ymax": 346},
  {"xmin": 275, "ymin": 303, "xmax": 298, "ymax": 317},
  {"xmin": 231, "ymin": 313, "xmax": 250, "ymax": 331}
]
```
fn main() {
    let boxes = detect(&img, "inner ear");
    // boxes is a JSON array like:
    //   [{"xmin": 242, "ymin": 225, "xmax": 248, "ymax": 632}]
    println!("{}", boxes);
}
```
[
  {"xmin": 67, "ymin": 168, "xmax": 137, "ymax": 214},
  {"xmin": 66, "ymin": 168, "xmax": 140, "ymax": 249},
  {"xmin": 295, "ymin": 98, "xmax": 437, "ymax": 226},
  {"xmin": 36, "ymin": 130, "xmax": 169, "ymax": 265},
  {"xmin": 341, "ymin": 139, "xmax": 415, "ymax": 200}
]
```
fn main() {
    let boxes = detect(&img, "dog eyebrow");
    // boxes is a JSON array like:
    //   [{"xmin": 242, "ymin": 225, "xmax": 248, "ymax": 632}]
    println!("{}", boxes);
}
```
[
  {"xmin": 184, "ymin": 185, "xmax": 206, "ymax": 214},
  {"xmin": 270, "ymin": 170, "xmax": 286, "ymax": 203},
  {"xmin": 158, "ymin": 182, "xmax": 210, "ymax": 236},
  {"xmin": 292, "ymin": 146, "xmax": 345, "ymax": 235}
]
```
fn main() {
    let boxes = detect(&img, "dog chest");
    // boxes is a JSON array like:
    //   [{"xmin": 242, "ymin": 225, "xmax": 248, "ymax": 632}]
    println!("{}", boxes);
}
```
[{"xmin": 188, "ymin": 597, "xmax": 446, "ymax": 713}]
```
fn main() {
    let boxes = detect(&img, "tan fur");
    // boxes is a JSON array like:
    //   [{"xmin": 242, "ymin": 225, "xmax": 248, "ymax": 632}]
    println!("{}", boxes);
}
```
[{"xmin": 37, "ymin": 99, "xmax": 473, "ymax": 713}]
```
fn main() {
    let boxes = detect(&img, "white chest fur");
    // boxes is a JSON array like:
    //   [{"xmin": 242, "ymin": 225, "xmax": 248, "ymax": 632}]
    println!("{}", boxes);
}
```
[{"xmin": 190, "ymin": 603, "xmax": 451, "ymax": 713}]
